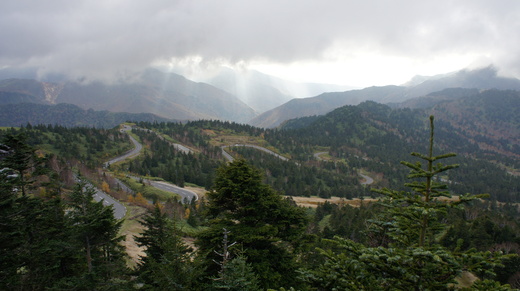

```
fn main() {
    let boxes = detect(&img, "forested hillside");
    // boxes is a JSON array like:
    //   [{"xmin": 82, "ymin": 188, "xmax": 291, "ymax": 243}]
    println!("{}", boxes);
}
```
[
  {"xmin": 274, "ymin": 100, "xmax": 520, "ymax": 201},
  {"xmin": 0, "ymin": 103, "xmax": 173, "ymax": 128},
  {"xmin": 1, "ymin": 95, "xmax": 519, "ymax": 289}
]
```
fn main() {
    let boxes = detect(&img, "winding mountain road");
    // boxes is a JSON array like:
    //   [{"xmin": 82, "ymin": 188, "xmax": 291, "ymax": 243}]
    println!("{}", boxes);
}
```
[
  {"xmin": 223, "ymin": 144, "xmax": 374, "ymax": 186},
  {"xmin": 359, "ymin": 173, "xmax": 374, "ymax": 185},
  {"xmin": 132, "ymin": 126, "xmax": 193, "ymax": 155},
  {"xmin": 92, "ymin": 187, "xmax": 127, "ymax": 219},
  {"xmin": 102, "ymin": 126, "xmax": 370, "ymax": 211},
  {"xmin": 222, "ymin": 144, "xmax": 289, "ymax": 162},
  {"xmin": 313, "ymin": 151, "xmax": 375, "ymax": 186},
  {"xmin": 107, "ymin": 125, "xmax": 198, "ymax": 203},
  {"xmin": 144, "ymin": 179, "xmax": 198, "ymax": 202},
  {"xmin": 74, "ymin": 175, "xmax": 127, "ymax": 220},
  {"xmin": 104, "ymin": 125, "xmax": 142, "ymax": 168},
  {"xmin": 313, "ymin": 152, "xmax": 328, "ymax": 159}
]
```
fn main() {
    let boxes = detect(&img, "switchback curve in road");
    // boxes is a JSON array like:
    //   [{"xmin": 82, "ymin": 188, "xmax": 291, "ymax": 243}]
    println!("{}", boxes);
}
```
[
  {"xmin": 104, "ymin": 125, "xmax": 142, "ymax": 168},
  {"xmin": 221, "ymin": 144, "xmax": 289, "ymax": 162},
  {"xmin": 126, "ymin": 175, "xmax": 198, "ymax": 203},
  {"xmin": 313, "ymin": 151, "xmax": 375, "ymax": 186},
  {"xmin": 74, "ymin": 175, "xmax": 127, "ymax": 220},
  {"xmin": 107, "ymin": 125, "xmax": 198, "ymax": 203},
  {"xmin": 359, "ymin": 173, "xmax": 374, "ymax": 185}
]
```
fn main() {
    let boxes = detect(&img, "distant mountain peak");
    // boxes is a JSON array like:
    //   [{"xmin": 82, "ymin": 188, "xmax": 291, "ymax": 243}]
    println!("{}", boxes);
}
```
[
  {"xmin": 401, "ymin": 71, "xmax": 457, "ymax": 87},
  {"xmin": 251, "ymin": 65, "xmax": 520, "ymax": 128},
  {"xmin": 0, "ymin": 69, "xmax": 257, "ymax": 123},
  {"xmin": 402, "ymin": 65, "xmax": 502, "ymax": 87}
]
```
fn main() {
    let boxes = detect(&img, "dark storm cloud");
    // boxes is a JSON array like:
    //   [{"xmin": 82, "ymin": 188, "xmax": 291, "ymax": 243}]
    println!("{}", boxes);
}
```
[{"xmin": 1, "ymin": 0, "xmax": 519, "ymax": 81}]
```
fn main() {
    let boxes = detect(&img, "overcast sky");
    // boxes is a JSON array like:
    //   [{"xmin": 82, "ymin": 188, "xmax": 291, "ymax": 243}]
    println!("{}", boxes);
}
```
[{"xmin": 1, "ymin": 0, "xmax": 519, "ymax": 87}]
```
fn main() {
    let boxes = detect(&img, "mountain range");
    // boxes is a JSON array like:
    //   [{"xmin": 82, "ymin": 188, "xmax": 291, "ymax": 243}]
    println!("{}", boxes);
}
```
[
  {"xmin": 0, "ymin": 69, "xmax": 256, "ymax": 123},
  {"xmin": 174, "ymin": 67, "xmax": 356, "ymax": 113},
  {"xmin": 1, "ymin": 65, "xmax": 520, "ymax": 130},
  {"xmin": 251, "ymin": 66, "xmax": 520, "ymax": 128},
  {"xmin": 282, "ymin": 88, "xmax": 520, "ymax": 159}
]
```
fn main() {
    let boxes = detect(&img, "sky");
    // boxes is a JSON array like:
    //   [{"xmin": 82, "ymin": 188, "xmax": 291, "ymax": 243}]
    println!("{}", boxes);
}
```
[{"xmin": 1, "ymin": 0, "xmax": 519, "ymax": 88}]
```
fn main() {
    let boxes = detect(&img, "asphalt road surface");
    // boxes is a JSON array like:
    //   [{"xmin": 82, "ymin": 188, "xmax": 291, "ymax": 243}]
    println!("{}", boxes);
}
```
[
  {"xmin": 222, "ymin": 144, "xmax": 289, "ymax": 162},
  {"xmin": 129, "ymin": 175, "xmax": 198, "ymax": 203},
  {"xmin": 313, "ymin": 152, "xmax": 328, "ymax": 159},
  {"xmin": 75, "ymin": 176, "xmax": 127, "ymax": 220},
  {"xmin": 313, "ymin": 150, "xmax": 375, "ymax": 186},
  {"xmin": 360, "ymin": 173, "xmax": 374, "ymax": 185},
  {"xmin": 221, "ymin": 146, "xmax": 235, "ymax": 162},
  {"xmin": 133, "ymin": 126, "xmax": 193, "ymax": 154},
  {"xmin": 149, "ymin": 180, "xmax": 198, "ymax": 202},
  {"xmin": 106, "ymin": 126, "xmax": 198, "ymax": 204},
  {"xmin": 104, "ymin": 126, "xmax": 142, "ymax": 167},
  {"xmin": 92, "ymin": 187, "xmax": 127, "ymax": 219}
]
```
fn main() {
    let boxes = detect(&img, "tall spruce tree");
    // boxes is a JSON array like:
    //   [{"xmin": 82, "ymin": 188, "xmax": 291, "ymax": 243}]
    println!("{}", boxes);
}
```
[
  {"xmin": 0, "ymin": 135, "xmax": 22, "ymax": 288},
  {"xmin": 309, "ymin": 116, "xmax": 512, "ymax": 290},
  {"xmin": 197, "ymin": 159, "xmax": 308, "ymax": 289},
  {"xmin": 1, "ymin": 132, "xmax": 44, "ymax": 196},
  {"xmin": 66, "ymin": 180, "xmax": 128, "ymax": 289},
  {"xmin": 209, "ymin": 228, "xmax": 260, "ymax": 291},
  {"xmin": 135, "ymin": 204, "xmax": 197, "ymax": 290},
  {"xmin": 0, "ymin": 133, "xmax": 78, "ymax": 290},
  {"xmin": 211, "ymin": 255, "xmax": 260, "ymax": 291}
]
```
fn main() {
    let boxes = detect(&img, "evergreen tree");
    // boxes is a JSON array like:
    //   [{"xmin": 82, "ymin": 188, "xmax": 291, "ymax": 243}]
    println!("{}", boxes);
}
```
[
  {"xmin": 66, "ymin": 180, "xmax": 128, "ymax": 290},
  {"xmin": 210, "ymin": 228, "xmax": 260, "ymax": 291},
  {"xmin": 309, "ymin": 116, "xmax": 512, "ymax": 290},
  {"xmin": 0, "ymin": 136, "xmax": 22, "ymax": 288},
  {"xmin": 0, "ymin": 133, "xmax": 78, "ymax": 290},
  {"xmin": 211, "ymin": 255, "xmax": 260, "ymax": 291},
  {"xmin": 197, "ymin": 159, "xmax": 308, "ymax": 289},
  {"xmin": 1, "ymin": 132, "xmax": 45, "ymax": 196},
  {"xmin": 135, "ymin": 204, "xmax": 197, "ymax": 290},
  {"xmin": 2, "ymin": 132, "xmax": 43, "ymax": 196},
  {"xmin": 16, "ymin": 197, "xmax": 79, "ymax": 290}
]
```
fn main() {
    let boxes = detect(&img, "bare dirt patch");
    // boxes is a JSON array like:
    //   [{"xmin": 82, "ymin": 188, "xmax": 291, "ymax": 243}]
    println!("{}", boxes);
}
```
[
  {"xmin": 120, "ymin": 205, "xmax": 148, "ymax": 268},
  {"xmin": 290, "ymin": 195, "xmax": 465, "ymax": 208},
  {"xmin": 289, "ymin": 196, "xmax": 376, "ymax": 208}
]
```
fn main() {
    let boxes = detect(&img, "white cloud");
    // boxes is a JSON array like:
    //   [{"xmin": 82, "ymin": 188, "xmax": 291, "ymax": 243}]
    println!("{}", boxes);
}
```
[{"xmin": 1, "ymin": 0, "xmax": 519, "ymax": 85}]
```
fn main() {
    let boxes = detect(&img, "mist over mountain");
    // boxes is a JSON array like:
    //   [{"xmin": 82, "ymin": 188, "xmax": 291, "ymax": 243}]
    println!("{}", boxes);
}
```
[
  {"xmin": 2, "ymin": 65, "xmax": 520, "ymax": 129},
  {"xmin": 160, "ymin": 66, "xmax": 356, "ymax": 113},
  {"xmin": 197, "ymin": 68, "xmax": 293, "ymax": 113},
  {"xmin": 250, "ymin": 66, "xmax": 520, "ymax": 128},
  {"xmin": 404, "ymin": 66, "xmax": 520, "ymax": 97},
  {"xmin": 0, "ymin": 66, "xmax": 68, "ymax": 83},
  {"xmin": 0, "ymin": 69, "xmax": 257, "ymax": 123}
]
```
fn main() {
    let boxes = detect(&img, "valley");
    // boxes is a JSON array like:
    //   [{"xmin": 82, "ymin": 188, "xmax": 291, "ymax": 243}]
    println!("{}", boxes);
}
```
[
  {"xmin": 3, "ymin": 113, "xmax": 519, "ymax": 289},
  {"xmin": 1, "ymin": 66, "xmax": 520, "ymax": 289},
  {"xmin": 102, "ymin": 123, "xmax": 377, "ymax": 212},
  {"xmin": 4, "ymin": 1, "xmax": 520, "ymax": 288}
]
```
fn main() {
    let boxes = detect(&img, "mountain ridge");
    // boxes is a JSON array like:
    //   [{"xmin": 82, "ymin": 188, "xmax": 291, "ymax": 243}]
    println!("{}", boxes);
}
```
[
  {"xmin": 250, "ymin": 66, "xmax": 520, "ymax": 128},
  {"xmin": 0, "ymin": 69, "xmax": 257, "ymax": 123},
  {"xmin": 279, "ymin": 88, "xmax": 520, "ymax": 160},
  {"xmin": 160, "ymin": 66, "xmax": 356, "ymax": 113},
  {"xmin": 0, "ymin": 102, "xmax": 173, "ymax": 128}
]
